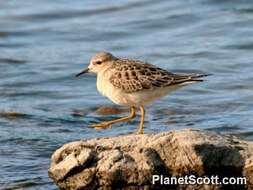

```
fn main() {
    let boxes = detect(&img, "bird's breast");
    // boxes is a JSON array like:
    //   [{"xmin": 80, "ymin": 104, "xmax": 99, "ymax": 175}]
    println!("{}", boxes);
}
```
[
  {"xmin": 96, "ymin": 73, "xmax": 130, "ymax": 106},
  {"xmin": 97, "ymin": 74, "xmax": 108, "ymax": 96},
  {"xmin": 97, "ymin": 71, "xmax": 117, "ymax": 96}
]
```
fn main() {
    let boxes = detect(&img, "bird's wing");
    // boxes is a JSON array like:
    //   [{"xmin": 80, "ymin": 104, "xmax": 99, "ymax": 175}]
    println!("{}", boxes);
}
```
[{"xmin": 109, "ymin": 59, "xmax": 205, "ymax": 93}]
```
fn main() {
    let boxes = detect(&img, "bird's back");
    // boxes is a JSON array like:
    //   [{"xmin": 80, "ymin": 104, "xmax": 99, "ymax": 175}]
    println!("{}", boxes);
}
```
[{"xmin": 108, "ymin": 58, "xmax": 204, "ymax": 94}]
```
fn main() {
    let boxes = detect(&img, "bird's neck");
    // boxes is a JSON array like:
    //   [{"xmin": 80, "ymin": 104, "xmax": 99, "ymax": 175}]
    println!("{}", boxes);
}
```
[{"xmin": 97, "ymin": 65, "xmax": 112, "ymax": 78}]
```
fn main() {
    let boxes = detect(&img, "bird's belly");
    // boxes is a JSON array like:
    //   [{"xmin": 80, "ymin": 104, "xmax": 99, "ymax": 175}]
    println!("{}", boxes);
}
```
[
  {"xmin": 98, "ymin": 85, "xmax": 131, "ymax": 106},
  {"xmin": 127, "ymin": 88, "xmax": 169, "ymax": 105},
  {"xmin": 125, "ymin": 85, "xmax": 183, "ymax": 106},
  {"xmin": 97, "ymin": 75, "xmax": 130, "ymax": 106},
  {"xmin": 97, "ymin": 75, "xmax": 182, "ymax": 106}
]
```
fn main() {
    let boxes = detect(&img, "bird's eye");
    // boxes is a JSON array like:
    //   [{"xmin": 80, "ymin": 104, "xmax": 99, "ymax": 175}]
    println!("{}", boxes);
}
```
[{"xmin": 96, "ymin": 61, "xmax": 102, "ymax": 65}]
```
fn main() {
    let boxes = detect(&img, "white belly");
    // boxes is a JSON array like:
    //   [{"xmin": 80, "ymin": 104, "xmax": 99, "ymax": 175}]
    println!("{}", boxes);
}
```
[
  {"xmin": 97, "ymin": 73, "xmax": 193, "ymax": 106},
  {"xmin": 97, "ymin": 73, "xmax": 128, "ymax": 105}
]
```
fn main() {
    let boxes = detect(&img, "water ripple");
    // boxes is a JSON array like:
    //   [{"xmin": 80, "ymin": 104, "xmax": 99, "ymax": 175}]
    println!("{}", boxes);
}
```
[{"xmin": 1, "ymin": 0, "xmax": 253, "ymax": 189}]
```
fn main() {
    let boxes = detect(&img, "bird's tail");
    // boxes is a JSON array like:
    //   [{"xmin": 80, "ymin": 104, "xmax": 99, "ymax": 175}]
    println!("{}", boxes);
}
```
[
  {"xmin": 189, "ymin": 74, "xmax": 212, "ymax": 82},
  {"xmin": 169, "ymin": 73, "xmax": 211, "ymax": 86}
]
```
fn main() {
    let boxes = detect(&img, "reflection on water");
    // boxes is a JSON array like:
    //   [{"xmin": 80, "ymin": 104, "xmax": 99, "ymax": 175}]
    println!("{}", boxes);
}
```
[{"xmin": 1, "ymin": 0, "xmax": 253, "ymax": 189}]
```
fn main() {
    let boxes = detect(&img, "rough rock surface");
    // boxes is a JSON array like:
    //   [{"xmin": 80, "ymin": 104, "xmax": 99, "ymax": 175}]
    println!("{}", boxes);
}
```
[{"xmin": 48, "ymin": 129, "xmax": 253, "ymax": 190}]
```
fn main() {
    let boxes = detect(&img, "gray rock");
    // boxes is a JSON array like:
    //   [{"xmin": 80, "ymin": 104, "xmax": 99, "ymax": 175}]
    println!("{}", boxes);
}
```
[{"xmin": 48, "ymin": 129, "xmax": 253, "ymax": 190}]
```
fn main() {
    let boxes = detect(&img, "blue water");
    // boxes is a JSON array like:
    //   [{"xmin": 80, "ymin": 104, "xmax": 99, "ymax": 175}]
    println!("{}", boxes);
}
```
[{"xmin": 1, "ymin": 0, "xmax": 253, "ymax": 189}]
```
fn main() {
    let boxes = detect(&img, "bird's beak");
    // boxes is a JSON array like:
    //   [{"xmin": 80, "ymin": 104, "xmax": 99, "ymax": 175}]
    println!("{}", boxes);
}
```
[{"xmin": 75, "ymin": 68, "xmax": 89, "ymax": 77}]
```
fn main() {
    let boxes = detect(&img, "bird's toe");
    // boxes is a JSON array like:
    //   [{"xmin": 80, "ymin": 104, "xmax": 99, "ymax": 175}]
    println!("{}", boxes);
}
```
[{"xmin": 89, "ymin": 122, "xmax": 112, "ymax": 129}]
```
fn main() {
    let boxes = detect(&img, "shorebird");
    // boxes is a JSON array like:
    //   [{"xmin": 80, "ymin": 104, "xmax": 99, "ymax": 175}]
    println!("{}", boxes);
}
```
[{"xmin": 76, "ymin": 52, "xmax": 209, "ymax": 134}]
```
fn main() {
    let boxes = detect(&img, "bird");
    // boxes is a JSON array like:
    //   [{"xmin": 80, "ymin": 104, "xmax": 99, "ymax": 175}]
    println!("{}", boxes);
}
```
[{"xmin": 76, "ymin": 52, "xmax": 209, "ymax": 134}]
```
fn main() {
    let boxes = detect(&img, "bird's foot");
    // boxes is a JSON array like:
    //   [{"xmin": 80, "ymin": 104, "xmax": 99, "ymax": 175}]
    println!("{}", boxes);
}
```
[
  {"xmin": 89, "ymin": 122, "xmax": 112, "ymax": 129},
  {"xmin": 136, "ymin": 129, "xmax": 144, "ymax": 135}
]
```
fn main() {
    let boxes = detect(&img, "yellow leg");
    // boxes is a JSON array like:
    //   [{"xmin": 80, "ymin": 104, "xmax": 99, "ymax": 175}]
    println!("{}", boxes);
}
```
[
  {"xmin": 137, "ymin": 106, "xmax": 145, "ymax": 134},
  {"xmin": 90, "ymin": 106, "xmax": 136, "ymax": 129}
]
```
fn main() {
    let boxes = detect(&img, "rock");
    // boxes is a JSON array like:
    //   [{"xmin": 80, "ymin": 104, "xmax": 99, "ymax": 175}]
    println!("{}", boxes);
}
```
[{"xmin": 48, "ymin": 129, "xmax": 253, "ymax": 190}]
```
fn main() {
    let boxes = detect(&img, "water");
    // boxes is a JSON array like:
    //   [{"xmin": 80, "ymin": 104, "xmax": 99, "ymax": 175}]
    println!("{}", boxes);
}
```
[{"xmin": 1, "ymin": 0, "xmax": 253, "ymax": 189}]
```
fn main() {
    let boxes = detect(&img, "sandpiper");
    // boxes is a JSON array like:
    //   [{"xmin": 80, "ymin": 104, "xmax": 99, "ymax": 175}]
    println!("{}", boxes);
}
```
[{"xmin": 76, "ymin": 52, "xmax": 209, "ymax": 134}]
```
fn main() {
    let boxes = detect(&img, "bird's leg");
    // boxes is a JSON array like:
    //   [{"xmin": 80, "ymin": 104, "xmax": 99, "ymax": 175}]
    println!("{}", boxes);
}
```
[
  {"xmin": 90, "ymin": 106, "xmax": 136, "ymax": 129},
  {"xmin": 137, "ymin": 106, "xmax": 145, "ymax": 134}
]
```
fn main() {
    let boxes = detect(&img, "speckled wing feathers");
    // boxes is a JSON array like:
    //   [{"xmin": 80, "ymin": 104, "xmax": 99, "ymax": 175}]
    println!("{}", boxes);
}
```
[{"xmin": 109, "ymin": 59, "xmax": 198, "ymax": 93}]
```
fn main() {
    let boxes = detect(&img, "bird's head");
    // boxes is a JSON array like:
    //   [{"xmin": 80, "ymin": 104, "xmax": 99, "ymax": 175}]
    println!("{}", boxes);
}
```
[{"xmin": 76, "ymin": 52, "xmax": 116, "ymax": 77}]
